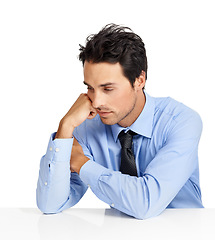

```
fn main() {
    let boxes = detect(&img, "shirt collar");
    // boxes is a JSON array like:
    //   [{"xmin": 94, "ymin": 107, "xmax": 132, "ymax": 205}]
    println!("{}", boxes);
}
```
[{"xmin": 111, "ymin": 92, "xmax": 155, "ymax": 142}]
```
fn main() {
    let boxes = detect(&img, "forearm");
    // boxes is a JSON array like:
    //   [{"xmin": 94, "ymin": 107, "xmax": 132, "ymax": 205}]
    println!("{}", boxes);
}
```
[
  {"xmin": 79, "ymin": 149, "xmax": 198, "ymax": 220},
  {"xmin": 79, "ymin": 161, "xmax": 155, "ymax": 219},
  {"xmin": 36, "ymin": 133, "xmax": 87, "ymax": 213},
  {"xmin": 55, "ymin": 118, "xmax": 75, "ymax": 139},
  {"xmin": 36, "ymin": 93, "xmax": 97, "ymax": 213}
]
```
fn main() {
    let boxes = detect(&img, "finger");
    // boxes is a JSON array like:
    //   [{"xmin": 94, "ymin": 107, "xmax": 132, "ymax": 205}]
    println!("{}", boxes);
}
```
[
  {"xmin": 73, "ymin": 137, "xmax": 79, "ymax": 145},
  {"xmin": 72, "ymin": 137, "xmax": 84, "ymax": 152},
  {"xmin": 87, "ymin": 110, "xmax": 97, "ymax": 119}
]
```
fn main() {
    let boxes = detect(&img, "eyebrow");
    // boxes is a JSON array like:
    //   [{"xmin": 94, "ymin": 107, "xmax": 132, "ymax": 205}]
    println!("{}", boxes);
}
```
[{"xmin": 83, "ymin": 81, "xmax": 116, "ymax": 88}]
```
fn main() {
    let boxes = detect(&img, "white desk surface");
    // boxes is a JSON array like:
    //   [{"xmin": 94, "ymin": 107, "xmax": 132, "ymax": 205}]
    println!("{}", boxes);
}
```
[{"xmin": 0, "ymin": 208, "xmax": 214, "ymax": 240}]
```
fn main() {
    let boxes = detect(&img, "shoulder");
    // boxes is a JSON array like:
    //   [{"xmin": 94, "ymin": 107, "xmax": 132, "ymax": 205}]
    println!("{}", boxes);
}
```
[
  {"xmin": 150, "ymin": 95, "xmax": 202, "ymax": 140},
  {"xmin": 155, "ymin": 96, "xmax": 202, "ymax": 138},
  {"xmin": 153, "ymin": 95, "xmax": 201, "ymax": 122}
]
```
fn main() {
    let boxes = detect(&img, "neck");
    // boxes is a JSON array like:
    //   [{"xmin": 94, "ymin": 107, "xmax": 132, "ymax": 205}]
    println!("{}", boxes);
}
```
[{"xmin": 118, "ymin": 91, "xmax": 146, "ymax": 128}]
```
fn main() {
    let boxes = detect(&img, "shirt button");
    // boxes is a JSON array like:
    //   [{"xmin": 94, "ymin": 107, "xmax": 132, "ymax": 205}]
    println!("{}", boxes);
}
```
[
  {"xmin": 55, "ymin": 148, "xmax": 60, "ymax": 152},
  {"xmin": 87, "ymin": 184, "xmax": 90, "ymax": 188},
  {"xmin": 49, "ymin": 147, "xmax": 53, "ymax": 151},
  {"xmin": 111, "ymin": 203, "xmax": 114, "ymax": 207},
  {"xmin": 44, "ymin": 182, "xmax": 48, "ymax": 186}
]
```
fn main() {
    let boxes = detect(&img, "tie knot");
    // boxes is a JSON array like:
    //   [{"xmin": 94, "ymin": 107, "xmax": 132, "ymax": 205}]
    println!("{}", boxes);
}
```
[{"xmin": 118, "ymin": 130, "xmax": 136, "ymax": 149}]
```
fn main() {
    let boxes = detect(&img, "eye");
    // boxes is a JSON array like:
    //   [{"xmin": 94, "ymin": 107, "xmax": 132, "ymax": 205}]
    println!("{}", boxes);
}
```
[
  {"xmin": 104, "ymin": 88, "xmax": 113, "ymax": 92},
  {"xmin": 87, "ymin": 86, "xmax": 94, "ymax": 91}
]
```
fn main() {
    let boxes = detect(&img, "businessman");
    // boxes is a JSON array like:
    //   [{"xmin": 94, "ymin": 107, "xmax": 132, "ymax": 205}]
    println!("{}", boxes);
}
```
[{"xmin": 36, "ymin": 24, "xmax": 203, "ymax": 219}]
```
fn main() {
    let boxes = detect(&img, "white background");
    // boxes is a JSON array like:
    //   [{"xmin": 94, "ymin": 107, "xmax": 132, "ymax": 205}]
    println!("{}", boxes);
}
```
[{"xmin": 0, "ymin": 0, "xmax": 214, "ymax": 209}]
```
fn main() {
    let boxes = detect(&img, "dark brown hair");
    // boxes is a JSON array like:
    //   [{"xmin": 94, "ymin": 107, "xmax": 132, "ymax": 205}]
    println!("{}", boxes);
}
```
[{"xmin": 79, "ymin": 24, "xmax": 148, "ymax": 87}]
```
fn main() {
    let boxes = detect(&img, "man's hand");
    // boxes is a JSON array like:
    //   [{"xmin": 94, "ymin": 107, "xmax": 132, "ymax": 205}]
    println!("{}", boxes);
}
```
[
  {"xmin": 55, "ymin": 94, "xmax": 97, "ymax": 139},
  {"xmin": 70, "ymin": 138, "xmax": 89, "ymax": 174}
]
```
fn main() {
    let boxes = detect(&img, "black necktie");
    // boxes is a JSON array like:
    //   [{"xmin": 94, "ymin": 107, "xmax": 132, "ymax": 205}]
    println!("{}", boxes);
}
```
[{"xmin": 118, "ymin": 130, "xmax": 137, "ymax": 176}]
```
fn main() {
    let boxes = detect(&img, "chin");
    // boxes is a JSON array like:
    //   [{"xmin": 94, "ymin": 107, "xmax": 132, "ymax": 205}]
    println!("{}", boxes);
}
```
[{"xmin": 100, "ymin": 117, "xmax": 118, "ymax": 125}]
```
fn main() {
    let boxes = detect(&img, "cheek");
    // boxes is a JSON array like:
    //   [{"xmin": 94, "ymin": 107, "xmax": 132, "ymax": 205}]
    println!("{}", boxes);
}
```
[
  {"xmin": 109, "ymin": 91, "xmax": 132, "ymax": 109},
  {"xmin": 87, "ymin": 91, "xmax": 93, "ymax": 101}
]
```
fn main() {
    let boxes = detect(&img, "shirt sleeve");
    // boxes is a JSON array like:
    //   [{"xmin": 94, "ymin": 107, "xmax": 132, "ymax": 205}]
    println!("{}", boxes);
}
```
[
  {"xmin": 36, "ymin": 132, "xmax": 88, "ymax": 213},
  {"xmin": 78, "ymin": 111, "xmax": 203, "ymax": 219}
]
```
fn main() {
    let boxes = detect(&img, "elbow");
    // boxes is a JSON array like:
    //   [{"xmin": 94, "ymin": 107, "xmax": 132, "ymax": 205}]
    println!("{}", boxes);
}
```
[
  {"xmin": 36, "ymin": 200, "xmax": 61, "ymax": 214},
  {"xmin": 133, "ymin": 209, "xmax": 162, "ymax": 220},
  {"xmin": 131, "ymin": 204, "xmax": 164, "ymax": 220},
  {"xmin": 36, "ymin": 189, "xmax": 72, "ymax": 214},
  {"xmin": 36, "ymin": 199, "xmax": 54, "ymax": 214},
  {"xmin": 134, "ymin": 175, "xmax": 164, "ymax": 219},
  {"xmin": 36, "ymin": 190, "xmax": 61, "ymax": 214},
  {"xmin": 118, "ymin": 200, "xmax": 163, "ymax": 220},
  {"xmin": 129, "ymin": 191, "xmax": 164, "ymax": 220}
]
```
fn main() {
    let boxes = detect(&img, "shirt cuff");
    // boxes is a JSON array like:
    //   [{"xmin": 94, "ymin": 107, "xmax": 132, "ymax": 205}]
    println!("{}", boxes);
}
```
[
  {"xmin": 79, "ymin": 160, "xmax": 110, "ymax": 188},
  {"xmin": 45, "ymin": 132, "xmax": 74, "ymax": 162}
]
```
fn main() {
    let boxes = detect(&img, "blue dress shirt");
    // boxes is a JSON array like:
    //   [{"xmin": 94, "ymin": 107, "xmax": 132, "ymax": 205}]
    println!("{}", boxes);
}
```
[{"xmin": 36, "ymin": 92, "xmax": 203, "ymax": 219}]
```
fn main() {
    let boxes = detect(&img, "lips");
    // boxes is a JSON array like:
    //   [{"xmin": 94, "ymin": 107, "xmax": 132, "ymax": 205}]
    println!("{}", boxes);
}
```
[{"xmin": 97, "ymin": 110, "xmax": 112, "ymax": 117}]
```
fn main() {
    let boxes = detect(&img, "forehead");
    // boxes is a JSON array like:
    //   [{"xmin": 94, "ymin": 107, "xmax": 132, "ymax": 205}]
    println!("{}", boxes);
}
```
[{"xmin": 83, "ymin": 61, "xmax": 129, "ymax": 86}]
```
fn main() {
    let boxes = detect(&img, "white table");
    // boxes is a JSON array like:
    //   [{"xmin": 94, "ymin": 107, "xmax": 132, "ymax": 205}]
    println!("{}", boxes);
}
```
[{"xmin": 0, "ymin": 208, "xmax": 214, "ymax": 240}]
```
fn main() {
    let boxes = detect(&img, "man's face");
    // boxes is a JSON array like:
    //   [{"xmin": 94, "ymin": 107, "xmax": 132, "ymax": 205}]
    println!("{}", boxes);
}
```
[{"xmin": 83, "ymin": 61, "xmax": 145, "ymax": 127}]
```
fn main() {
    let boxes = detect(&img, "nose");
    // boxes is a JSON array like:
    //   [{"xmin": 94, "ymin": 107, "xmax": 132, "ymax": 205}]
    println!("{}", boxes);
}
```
[{"xmin": 91, "ymin": 91, "xmax": 104, "ymax": 109}]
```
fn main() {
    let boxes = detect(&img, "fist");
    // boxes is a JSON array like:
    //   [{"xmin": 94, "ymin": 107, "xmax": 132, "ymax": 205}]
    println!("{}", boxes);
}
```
[
  {"xmin": 70, "ymin": 138, "xmax": 89, "ymax": 174},
  {"xmin": 55, "ymin": 94, "xmax": 97, "ymax": 139},
  {"xmin": 63, "ymin": 93, "xmax": 97, "ymax": 129}
]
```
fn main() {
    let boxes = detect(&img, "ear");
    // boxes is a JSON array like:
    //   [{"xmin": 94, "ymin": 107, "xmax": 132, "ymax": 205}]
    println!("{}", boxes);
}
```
[{"xmin": 134, "ymin": 71, "xmax": 146, "ymax": 90}]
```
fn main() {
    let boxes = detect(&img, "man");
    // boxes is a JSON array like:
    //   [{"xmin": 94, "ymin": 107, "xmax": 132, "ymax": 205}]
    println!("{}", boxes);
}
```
[{"xmin": 36, "ymin": 24, "xmax": 203, "ymax": 219}]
